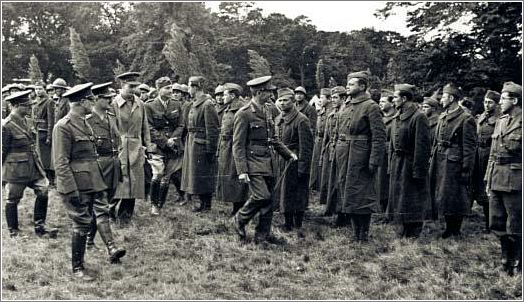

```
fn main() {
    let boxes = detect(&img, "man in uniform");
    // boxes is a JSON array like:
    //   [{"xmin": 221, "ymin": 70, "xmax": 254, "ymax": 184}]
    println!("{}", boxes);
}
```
[
  {"xmin": 53, "ymin": 83, "xmax": 126, "ymax": 281},
  {"xmin": 294, "ymin": 86, "xmax": 318, "ymax": 135},
  {"xmin": 472, "ymin": 90, "xmax": 500, "ymax": 233},
  {"xmin": 377, "ymin": 89, "xmax": 396, "ymax": 215},
  {"xmin": 274, "ymin": 87, "xmax": 313, "ymax": 232},
  {"xmin": 111, "ymin": 72, "xmax": 152, "ymax": 224},
  {"xmin": 386, "ymin": 84, "xmax": 431, "ymax": 238},
  {"xmin": 85, "ymin": 82, "xmax": 121, "ymax": 249},
  {"xmin": 429, "ymin": 83, "xmax": 477, "ymax": 238},
  {"xmin": 339, "ymin": 71, "xmax": 386, "ymax": 242},
  {"xmin": 31, "ymin": 82, "xmax": 55, "ymax": 187},
  {"xmin": 180, "ymin": 76, "xmax": 219, "ymax": 212},
  {"xmin": 3, "ymin": 90, "xmax": 58, "ymax": 238},
  {"xmin": 421, "ymin": 96, "xmax": 441, "ymax": 144},
  {"xmin": 310, "ymin": 88, "xmax": 331, "ymax": 193},
  {"xmin": 485, "ymin": 82, "xmax": 522, "ymax": 276},
  {"xmin": 138, "ymin": 84, "xmax": 151, "ymax": 103},
  {"xmin": 231, "ymin": 76, "xmax": 297, "ymax": 243},
  {"xmin": 145, "ymin": 77, "xmax": 184, "ymax": 215},
  {"xmin": 51, "ymin": 78, "xmax": 70, "ymax": 125},
  {"xmin": 215, "ymin": 85, "xmax": 227, "ymax": 125}
]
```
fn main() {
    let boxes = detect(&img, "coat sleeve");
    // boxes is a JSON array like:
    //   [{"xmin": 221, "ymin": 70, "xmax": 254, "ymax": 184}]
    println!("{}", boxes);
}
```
[
  {"xmin": 171, "ymin": 102, "xmax": 185, "ymax": 139},
  {"xmin": 233, "ymin": 111, "xmax": 249, "ymax": 175},
  {"xmin": 484, "ymin": 119, "xmax": 501, "ymax": 183},
  {"xmin": 298, "ymin": 118, "xmax": 314, "ymax": 174},
  {"xmin": 368, "ymin": 103, "xmax": 387, "ymax": 167},
  {"xmin": 412, "ymin": 114, "xmax": 431, "ymax": 179},
  {"xmin": 52, "ymin": 123, "xmax": 77, "ymax": 194},
  {"xmin": 2, "ymin": 124, "xmax": 11, "ymax": 164},
  {"xmin": 309, "ymin": 107, "xmax": 318, "ymax": 136},
  {"xmin": 141, "ymin": 104, "xmax": 153, "ymax": 152},
  {"xmin": 46, "ymin": 101, "xmax": 55, "ymax": 140},
  {"xmin": 462, "ymin": 116, "xmax": 478, "ymax": 174},
  {"xmin": 204, "ymin": 101, "xmax": 220, "ymax": 154}
]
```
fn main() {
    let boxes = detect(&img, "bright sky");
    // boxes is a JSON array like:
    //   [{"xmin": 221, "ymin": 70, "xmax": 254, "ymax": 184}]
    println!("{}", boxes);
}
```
[{"xmin": 204, "ymin": 1, "xmax": 413, "ymax": 35}]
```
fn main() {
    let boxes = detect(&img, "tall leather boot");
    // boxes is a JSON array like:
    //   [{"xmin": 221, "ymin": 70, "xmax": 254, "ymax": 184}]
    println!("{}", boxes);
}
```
[
  {"xmin": 158, "ymin": 182, "xmax": 170, "ymax": 209},
  {"xmin": 203, "ymin": 195, "xmax": 212, "ymax": 211},
  {"xmin": 150, "ymin": 179, "xmax": 161, "ymax": 215},
  {"xmin": 282, "ymin": 212, "xmax": 294, "ymax": 232},
  {"xmin": 5, "ymin": 202, "xmax": 19, "ymax": 238},
  {"xmin": 72, "ymin": 232, "xmax": 93, "ymax": 281},
  {"xmin": 359, "ymin": 214, "xmax": 371, "ymax": 243},
  {"xmin": 505, "ymin": 236, "xmax": 517, "ymax": 276},
  {"xmin": 350, "ymin": 215, "xmax": 360, "ymax": 242},
  {"xmin": 294, "ymin": 211, "xmax": 304, "ymax": 229},
  {"xmin": 442, "ymin": 215, "xmax": 454, "ymax": 239},
  {"xmin": 452, "ymin": 215, "xmax": 463, "ymax": 236},
  {"xmin": 97, "ymin": 221, "xmax": 126, "ymax": 263},
  {"xmin": 34, "ymin": 195, "xmax": 58, "ymax": 238},
  {"xmin": 500, "ymin": 235, "xmax": 510, "ymax": 267},
  {"xmin": 86, "ymin": 217, "xmax": 99, "ymax": 250},
  {"xmin": 482, "ymin": 203, "xmax": 490, "ymax": 233}
]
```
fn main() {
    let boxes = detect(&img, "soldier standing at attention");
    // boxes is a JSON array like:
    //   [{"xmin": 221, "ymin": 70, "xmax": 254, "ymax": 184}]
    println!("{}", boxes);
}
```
[
  {"xmin": 53, "ymin": 83, "xmax": 126, "ymax": 281},
  {"xmin": 377, "ymin": 89, "xmax": 396, "ymax": 215},
  {"xmin": 85, "ymin": 82, "xmax": 121, "ymax": 250},
  {"xmin": 309, "ymin": 88, "xmax": 331, "ymax": 194},
  {"xmin": 294, "ymin": 86, "xmax": 318, "ymax": 135},
  {"xmin": 31, "ymin": 82, "xmax": 55, "ymax": 187},
  {"xmin": 145, "ymin": 77, "xmax": 184, "ymax": 216},
  {"xmin": 429, "ymin": 83, "xmax": 477, "ymax": 238},
  {"xmin": 485, "ymin": 82, "xmax": 522, "ymax": 276},
  {"xmin": 472, "ymin": 90, "xmax": 500, "ymax": 233},
  {"xmin": 215, "ymin": 85, "xmax": 227, "ymax": 125},
  {"xmin": 3, "ymin": 90, "xmax": 58, "ymax": 238},
  {"xmin": 180, "ymin": 76, "xmax": 220, "ymax": 212},
  {"xmin": 420, "ymin": 96, "xmax": 441, "ymax": 144}
]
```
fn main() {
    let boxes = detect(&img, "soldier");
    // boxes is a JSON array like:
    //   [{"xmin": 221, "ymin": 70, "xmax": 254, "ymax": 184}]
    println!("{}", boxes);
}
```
[
  {"xmin": 45, "ymin": 84, "xmax": 54, "ymax": 95},
  {"xmin": 31, "ymin": 82, "xmax": 55, "ymax": 187},
  {"xmin": 309, "ymin": 88, "xmax": 331, "ymax": 193},
  {"xmin": 421, "ymin": 96, "xmax": 441, "ymax": 144},
  {"xmin": 472, "ymin": 90, "xmax": 500, "ymax": 233},
  {"xmin": 274, "ymin": 88, "xmax": 313, "ymax": 233},
  {"xmin": 215, "ymin": 85, "xmax": 227, "ymax": 125},
  {"xmin": 485, "ymin": 82, "xmax": 522, "ymax": 276},
  {"xmin": 2, "ymin": 90, "xmax": 58, "ymax": 238},
  {"xmin": 231, "ymin": 76, "xmax": 297, "ymax": 243},
  {"xmin": 53, "ymin": 83, "xmax": 125, "ymax": 281},
  {"xmin": 85, "ymin": 82, "xmax": 121, "ymax": 249},
  {"xmin": 294, "ymin": 86, "xmax": 318, "ymax": 135},
  {"xmin": 386, "ymin": 84, "xmax": 431, "ymax": 238},
  {"xmin": 51, "ymin": 78, "xmax": 70, "ymax": 125},
  {"xmin": 339, "ymin": 71, "xmax": 386, "ymax": 242},
  {"xmin": 429, "ymin": 83, "xmax": 477, "ymax": 238},
  {"xmin": 180, "ymin": 76, "xmax": 219, "ymax": 212},
  {"xmin": 138, "ymin": 83, "xmax": 151, "ymax": 102},
  {"xmin": 111, "ymin": 72, "xmax": 152, "ymax": 224},
  {"xmin": 145, "ymin": 77, "xmax": 184, "ymax": 216},
  {"xmin": 377, "ymin": 90, "xmax": 396, "ymax": 215},
  {"xmin": 216, "ymin": 83, "xmax": 249, "ymax": 215}
]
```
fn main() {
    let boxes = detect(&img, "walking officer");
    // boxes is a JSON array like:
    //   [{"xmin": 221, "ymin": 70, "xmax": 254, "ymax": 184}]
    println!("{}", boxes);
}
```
[
  {"xmin": 2, "ymin": 90, "xmax": 58, "ymax": 238},
  {"xmin": 53, "ymin": 83, "xmax": 126, "ymax": 281}
]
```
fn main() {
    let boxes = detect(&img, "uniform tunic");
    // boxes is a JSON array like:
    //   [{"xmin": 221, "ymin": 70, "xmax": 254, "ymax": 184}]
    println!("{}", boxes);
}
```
[{"xmin": 31, "ymin": 96, "xmax": 53, "ymax": 170}]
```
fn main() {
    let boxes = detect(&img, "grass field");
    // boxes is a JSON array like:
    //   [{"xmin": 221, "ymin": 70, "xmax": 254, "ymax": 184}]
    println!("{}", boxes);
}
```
[{"xmin": 2, "ymin": 187, "xmax": 522, "ymax": 300}]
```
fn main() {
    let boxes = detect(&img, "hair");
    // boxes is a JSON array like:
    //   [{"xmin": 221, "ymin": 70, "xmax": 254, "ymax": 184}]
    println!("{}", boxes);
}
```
[
  {"xmin": 398, "ymin": 90, "xmax": 414, "ymax": 102},
  {"xmin": 357, "ymin": 78, "xmax": 368, "ymax": 90},
  {"xmin": 228, "ymin": 90, "xmax": 241, "ymax": 99},
  {"xmin": 506, "ymin": 92, "xmax": 522, "ymax": 106}
]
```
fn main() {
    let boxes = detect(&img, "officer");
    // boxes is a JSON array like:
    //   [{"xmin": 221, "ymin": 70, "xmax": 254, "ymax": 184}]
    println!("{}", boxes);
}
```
[
  {"xmin": 180, "ymin": 76, "xmax": 219, "ymax": 212},
  {"xmin": 53, "ymin": 83, "xmax": 125, "ymax": 281},
  {"xmin": 31, "ymin": 82, "xmax": 55, "ymax": 187},
  {"xmin": 421, "ymin": 96, "xmax": 441, "ymax": 144},
  {"xmin": 2, "ymin": 90, "xmax": 58, "ymax": 238},
  {"xmin": 294, "ymin": 86, "xmax": 318, "ymax": 135},
  {"xmin": 310, "ymin": 88, "xmax": 331, "ymax": 193},
  {"xmin": 472, "ymin": 90, "xmax": 500, "ymax": 233},
  {"xmin": 231, "ymin": 76, "xmax": 297, "ymax": 243},
  {"xmin": 85, "ymin": 82, "xmax": 121, "ymax": 249},
  {"xmin": 145, "ymin": 77, "xmax": 184, "ymax": 215},
  {"xmin": 377, "ymin": 89, "xmax": 396, "ymax": 215},
  {"xmin": 485, "ymin": 81, "xmax": 522, "ymax": 276},
  {"xmin": 138, "ymin": 83, "xmax": 151, "ymax": 102},
  {"xmin": 429, "ymin": 83, "xmax": 477, "ymax": 238}
]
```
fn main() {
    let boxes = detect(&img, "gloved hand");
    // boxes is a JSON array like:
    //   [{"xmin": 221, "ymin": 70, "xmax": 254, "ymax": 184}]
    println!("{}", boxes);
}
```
[
  {"xmin": 238, "ymin": 173, "xmax": 251, "ymax": 183},
  {"xmin": 290, "ymin": 153, "xmax": 298, "ymax": 161}
]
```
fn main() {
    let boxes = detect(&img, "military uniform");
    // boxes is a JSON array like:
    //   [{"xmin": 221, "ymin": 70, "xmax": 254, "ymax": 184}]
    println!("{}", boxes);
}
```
[
  {"xmin": 309, "ymin": 89, "xmax": 331, "ymax": 192},
  {"xmin": 2, "ymin": 91, "xmax": 56, "ymax": 238},
  {"xmin": 53, "ymin": 83, "xmax": 125, "ymax": 280},
  {"xmin": 485, "ymin": 81, "xmax": 522, "ymax": 275},
  {"xmin": 320, "ymin": 104, "xmax": 340, "ymax": 209},
  {"xmin": 377, "ymin": 111, "xmax": 395, "ymax": 213},
  {"xmin": 31, "ymin": 95, "xmax": 54, "ymax": 179}
]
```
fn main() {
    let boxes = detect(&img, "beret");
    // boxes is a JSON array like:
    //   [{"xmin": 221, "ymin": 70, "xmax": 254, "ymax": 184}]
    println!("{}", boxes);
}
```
[
  {"xmin": 320, "ymin": 88, "xmax": 331, "ymax": 96},
  {"xmin": 62, "ymin": 82, "xmax": 95, "ymax": 102},
  {"xmin": 214, "ymin": 85, "xmax": 225, "ymax": 95},
  {"xmin": 4, "ymin": 90, "xmax": 32, "ymax": 105},
  {"xmin": 501, "ymin": 81, "xmax": 522, "ymax": 96},
  {"xmin": 116, "ymin": 72, "xmax": 141, "ymax": 85},
  {"xmin": 92, "ymin": 82, "xmax": 116, "ymax": 98},
  {"xmin": 442, "ymin": 83, "xmax": 461, "ymax": 97},
  {"xmin": 422, "ymin": 97, "xmax": 440, "ymax": 108},
  {"xmin": 138, "ymin": 83, "xmax": 150, "ymax": 92},
  {"xmin": 223, "ymin": 83, "xmax": 243, "ymax": 94},
  {"xmin": 294, "ymin": 86, "xmax": 307, "ymax": 94},
  {"xmin": 247, "ymin": 76, "xmax": 272, "ymax": 88},
  {"xmin": 188, "ymin": 76, "xmax": 205, "ymax": 87},
  {"xmin": 155, "ymin": 77, "xmax": 172, "ymax": 89},
  {"xmin": 277, "ymin": 88, "xmax": 295, "ymax": 100},
  {"xmin": 347, "ymin": 70, "xmax": 371, "ymax": 81},
  {"xmin": 51, "ymin": 78, "xmax": 68, "ymax": 89},
  {"xmin": 394, "ymin": 83, "xmax": 416, "ymax": 95},
  {"xmin": 484, "ymin": 90, "xmax": 501, "ymax": 102}
]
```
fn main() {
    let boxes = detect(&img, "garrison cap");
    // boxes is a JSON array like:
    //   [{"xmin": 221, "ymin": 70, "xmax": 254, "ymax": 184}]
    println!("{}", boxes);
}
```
[
  {"xmin": 116, "ymin": 72, "xmax": 141, "ymax": 86},
  {"xmin": 188, "ymin": 76, "xmax": 205, "ymax": 87},
  {"xmin": 442, "ymin": 83, "xmax": 461, "ymax": 97},
  {"xmin": 381, "ymin": 89, "xmax": 394, "ymax": 97},
  {"xmin": 484, "ymin": 90, "xmax": 501, "ymax": 102},
  {"xmin": 223, "ymin": 83, "xmax": 243, "ymax": 94},
  {"xmin": 172, "ymin": 83, "xmax": 185, "ymax": 93},
  {"xmin": 331, "ymin": 86, "xmax": 346, "ymax": 96},
  {"xmin": 394, "ymin": 83, "xmax": 416, "ymax": 95},
  {"xmin": 92, "ymin": 82, "xmax": 116, "ymax": 98},
  {"xmin": 51, "ymin": 78, "xmax": 68, "ymax": 89},
  {"xmin": 247, "ymin": 76, "xmax": 272, "ymax": 89},
  {"xmin": 4, "ymin": 90, "xmax": 32, "ymax": 105},
  {"xmin": 62, "ymin": 82, "xmax": 95, "ymax": 102},
  {"xmin": 138, "ymin": 83, "xmax": 150, "ymax": 92},
  {"xmin": 294, "ymin": 86, "xmax": 307, "ymax": 94},
  {"xmin": 215, "ymin": 85, "xmax": 225, "ymax": 95},
  {"xmin": 347, "ymin": 70, "xmax": 371, "ymax": 81},
  {"xmin": 179, "ymin": 84, "xmax": 189, "ymax": 94},
  {"xmin": 277, "ymin": 88, "xmax": 295, "ymax": 100},
  {"xmin": 423, "ymin": 97, "xmax": 440, "ymax": 108},
  {"xmin": 46, "ymin": 84, "xmax": 54, "ymax": 91},
  {"xmin": 320, "ymin": 88, "xmax": 331, "ymax": 96},
  {"xmin": 155, "ymin": 77, "xmax": 172, "ymax": 89},
  {"xmin": 501, "ymin": 81, "xmax": 522, "ymax": 97}
]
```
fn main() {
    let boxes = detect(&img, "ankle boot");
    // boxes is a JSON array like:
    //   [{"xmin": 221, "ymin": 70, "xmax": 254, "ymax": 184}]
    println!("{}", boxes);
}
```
[
  {"xmin": 72, "ymin": 232, "xmax": 93, "ymax": 281},
  {"xmin": 158, "ymin": 182, "xmax": 170, "ymax": 209},
  {"xmin": 282, "ymin": 213, "xmax": 294, "ymax": 232},
  {"xmin": 97, "ymin": 221, "xmax": 126, "ymax": 263},
  {"xmin": 86, "ymin": 217, "xmax": 98, "ymax": 250},
  {"xmin": 350, "ymin": 215, "xmax": 360, "ymax": 242},
  {"xmin": 5, "ymin": 202, "xmax": 19, "ymax": 237},
  {"xmin": 294, "ymin": 211, "xmax": 304, "ymax": 229},
  {"xmin": 359, "ymin": 214, "xmax": 371, "ymax": 242}
]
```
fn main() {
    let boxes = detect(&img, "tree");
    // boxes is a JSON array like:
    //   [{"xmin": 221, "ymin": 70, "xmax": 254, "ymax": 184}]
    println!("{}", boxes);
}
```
[
  {"xmin": 247, "ymin": 49, "xmax": 271, "ymax": 79},
  {"xmin": 28, "ymin": 54, "xmax": 44, "ymax": 83},
  {"xmin": 315, "ymin": 59, "xmax": 325, "ymax": 90},
  {"xmin": 69, "ymin": 27, "xmax": 92, "ymax": 81}
]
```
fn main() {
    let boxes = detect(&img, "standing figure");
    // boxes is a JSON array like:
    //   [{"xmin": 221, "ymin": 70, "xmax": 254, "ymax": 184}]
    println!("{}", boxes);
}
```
[
  {"xmin": 420, "ymin": 96, "xmax": 441, "ymax": 144},
  {"xmin": 31, "ymin": 82, "xmax": 55, "ymax": 186},
  {"xmin": 377, "ymin": 90, "xmax": 396, "ymax": 214},
  {"xmin": 309, "ymin": 88, "xmax": 331, "ymax": 193}
]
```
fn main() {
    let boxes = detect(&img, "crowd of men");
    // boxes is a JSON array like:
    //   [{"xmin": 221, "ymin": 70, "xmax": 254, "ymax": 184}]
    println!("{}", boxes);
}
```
[{"xmin": 1, "ymin": 70, "xmax": 522, "ymax": 281}]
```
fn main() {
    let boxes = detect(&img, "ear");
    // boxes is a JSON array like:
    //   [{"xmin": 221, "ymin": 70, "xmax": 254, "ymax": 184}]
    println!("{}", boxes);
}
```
[{"xmin": 512, "ymin": 98, "xmax": 519, "ymax": 106}]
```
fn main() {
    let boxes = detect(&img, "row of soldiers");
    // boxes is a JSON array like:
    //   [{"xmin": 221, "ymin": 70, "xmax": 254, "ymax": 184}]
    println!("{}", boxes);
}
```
[{"xmin": 2, "ymin": 70, "xmax": 521, "ymax": 280}]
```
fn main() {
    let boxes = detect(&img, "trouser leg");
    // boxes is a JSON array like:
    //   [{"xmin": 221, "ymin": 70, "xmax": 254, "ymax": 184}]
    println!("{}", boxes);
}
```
[
  {"xmin": 92, "ymin": 191, "xmax": 126, "ymax": 263},
  {"xmin": 86, "ymin": 201, "xmax": 97, "ymax": 248},
  {"xmin": 294, "ymin": 211, "xmax": 304, "ymax": 229},
  {"xmin": 5, "ymin": 183, "xmax": 25, "ymax": 237},
  {"xmin": 116, "ymin": 199, "xmax": 135, "ymax": 223},
  {"xmin": 358, "ymin": 214, "xmax": 371, "ymax": 242}
]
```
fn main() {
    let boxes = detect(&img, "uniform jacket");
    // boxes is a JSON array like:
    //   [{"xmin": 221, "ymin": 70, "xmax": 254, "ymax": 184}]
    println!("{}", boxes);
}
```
[
  {"xmin": 427, "ymin": 114, "xmax": 439, "ymax": 145},
  {"xmin": 319, "ymin": 106, "xmax": 340, "ymax": 208},
  {"xmin": 429, "ymin": 106, "xmax": 477, "ymax": 217},
  {"xmin": 181, "ymin": 93, "xmax": 220, "ymax": 195},
  {"xmin": 53, "ymin": 95, "xmax": 70, "ymax": 124},
  {"xmin": 2, "ymin": 113, "xmax": 46, "ymax": 183},
  {"xmin": 472, "ymin": 110, "xmax": 499, "ymax": 198},
  {"xmin": 145, "ymin": 96, "xmax": 184, "ymax": 158},
  {"xmin": 52, "ymin": 112, "xmax": 107, "ymax": 194},
  {"xmin": 216, "ymin": 103, "xmax": 228, "ymax": 127},
  {"xmin": 296, "ymin": 99, "xmax": 318, "ymax": 135},
  {"xmin": 377, "ymin": 112, "xmax": 396, "ymax": 204},
  {"xmin": 485, "ymin": 107, "xmax": 522, "ymax": 192},
  {"xmin": 32, "ymin": 96, "xmax": 53, "ymax": 169}
]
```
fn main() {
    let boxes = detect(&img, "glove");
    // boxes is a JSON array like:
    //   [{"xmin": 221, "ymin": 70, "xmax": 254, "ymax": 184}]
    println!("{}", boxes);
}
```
[
  {"xmin": 290, "ymin": 153, "xmax": 298, "ymax": 162},
  {"xmin": 368, "ymin": 163, "xmax": 378, "ymax": 174},
  {"xmin": 238, "ymin": 173, "xmax": 251, "ymax": 183}
]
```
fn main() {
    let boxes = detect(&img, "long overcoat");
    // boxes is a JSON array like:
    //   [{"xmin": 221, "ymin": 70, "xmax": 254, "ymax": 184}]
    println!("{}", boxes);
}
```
[
  {"xmin": 181, "ymin": 93, "xmax": 219, "ymax": 195},
  {"xmin": 32, "ymin": 96, "xmax": 53, "ymax": 169},
  {"xmin": 386, "ymin": 103, "xmax": 431, "ymax": 223},
  {"xmin": 429, "ymin": 106, "xmax": 477, "ymax": 217},
  {"xmin": 377, "ymin": 113, "xmax": 395, "ymax": 208},
  {"xmin": 309, "ymin": 105, "xmax": 330, "ymax": 191},
  {"xmin": 320, "ymin": 106, "xmax": 340, "ymax": 210},
  {"xmin": 112, "ymin": 94, "xmax": 151, "ymax": 199}
]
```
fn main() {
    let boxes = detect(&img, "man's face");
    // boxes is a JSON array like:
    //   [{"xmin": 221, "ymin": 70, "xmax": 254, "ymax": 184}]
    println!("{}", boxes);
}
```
[
  {"xmin": 499, "ymin": 92, "xmax": 517, "ymax": 114},
  {"xmin": 55, "ymin": 87, "xmax": 66, "ymax": 97},
  {"xmin": 29, "ymin": 90, "xmax": 36, "ymax": 99},
  {"xmin": 95, "ymin": 96, "xmax": 111, "ymax": 110},
  {"xmin": 123, "ymin": 83, "xmax": 137, "ymax": 96},
  {"xmin": 392, "ymin": 91, "xmax": 405, "ymax": 109},
  {"xmin": 158, "ymin": 85, "xmax": 172, "ymax": 99},
  {"xmin": 215, "ymin": 93, "xmax": 224, "ymax": 105},
  {"xmin": 346, "ymin": 78, "xmax": 363, "ymax": 97},
  {"xmin": 421, "ymin": 104, "xmax": 434, "ymax": 117},
  {"xmin": 319, "ymin": 95, "xmax": 330, "ymax": 107},
  {"xmin": 17, "ymin": 103, "xmax": 32, "ymax": 116},
  {"xmin": 81, "ymin": 96, "xmax": 95, "ymax": 114},
  {"xmin": 440, "ymin": 93, "xmax": 454, "ymax": 109},
  {"xmin": 188, "ymin": 83, "xmax": 198, "ymax": 98},
  {"xmin": 35, "ymin": 86, "xmax": 46, "ymax": 97},
  {"xmin": 277, "ymin": 96, "xmax": 294, "ymax": 112},
  {"xmin": 331, "ymin": 93, "xmax": 343, "ymax": 107},
  {"xmin": 258, "ymin": 90, "xmax": 271, "ymax": 103},
  {"xmin": 294, "ymin": 92, "xmax": 305, "ymax": 102},
  {"xmin": 223, "ymin": 90, "xmax": 234, "ymax": 105},
  {"xmin": 379, "ymin": 96, "xmax": 393, "ymax": 112},
  {"xmin": 483, "ymin": 98, "xmax": 497, "ymax": 113},
  {"xmin": 173, "ymin": 90, "xmax": 183, "ymax": 101},
  {"xmin": 139, "ymin": 90, "xmax": 149, "ymax": 101}
]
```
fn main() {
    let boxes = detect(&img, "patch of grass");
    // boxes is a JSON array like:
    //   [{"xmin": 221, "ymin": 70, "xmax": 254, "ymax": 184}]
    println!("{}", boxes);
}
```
[{"xmin": 2, "ymin": 186, "xmax": 521, "ymax": 299}]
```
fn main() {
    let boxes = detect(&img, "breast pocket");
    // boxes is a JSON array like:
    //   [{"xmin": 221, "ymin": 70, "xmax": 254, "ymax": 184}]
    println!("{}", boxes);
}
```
[
  {"xmin": 505, "ymin": 133, "xmax": 522, "ymax": 154},
  {"xmin": 249, "ymin": 122, "xmax": 267, "ymax": 140},
  {"xmin": 72, "ymin": 136, "xmax": 94, "ymax": 158}
]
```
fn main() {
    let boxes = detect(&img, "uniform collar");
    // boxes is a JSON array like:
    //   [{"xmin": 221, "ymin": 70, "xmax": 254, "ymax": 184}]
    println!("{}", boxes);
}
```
[
  {"xmin": 116, "ymin": 93, "xmax": 139, "ymax": 111},
  {"xmin": 296, "ymin": 99, "xmax": 308, "ymax": 112},
  {"xmin": 442, "ymin": 105, "xmax": 464, "ymax": 121},
  {"xmin": 281, "ymin": 107, "xmax": 299, "ymax": 124},
  {"xmin": 398, "ymin": 102, "xmax": 418, "ymax": 120},
  {"xmin": 226, "ymin": 98, "xmax": 244, "ymax": 112},
  {"xmin": 350, "ymin": 92, "xmax": 371, "ymax": 104}
]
